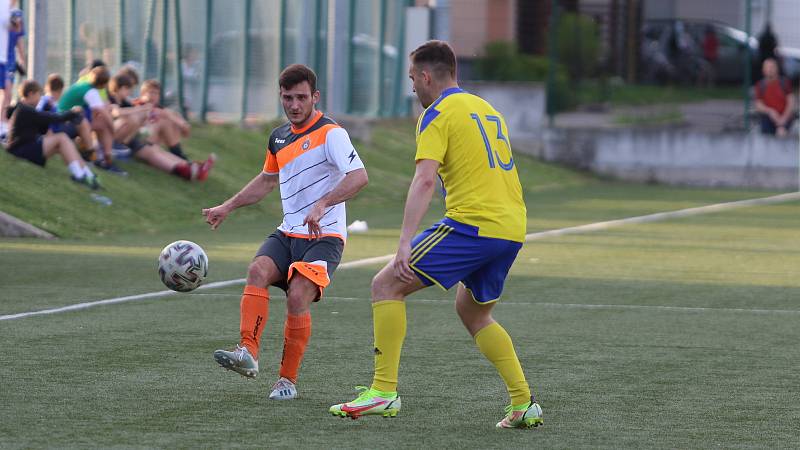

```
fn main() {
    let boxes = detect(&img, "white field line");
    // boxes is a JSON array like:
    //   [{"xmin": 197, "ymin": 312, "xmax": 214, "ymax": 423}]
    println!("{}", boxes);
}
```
[
  {"xmin": 176, "ymin": 293, "xmax": 800, "ymax": 315},
  {"xmin": 319, "ymin": 296, "xmax": 800, "ymax": 315},
  {"xmin": 2, "ymin": 191, "xmax": 799, "ymax": 322}
]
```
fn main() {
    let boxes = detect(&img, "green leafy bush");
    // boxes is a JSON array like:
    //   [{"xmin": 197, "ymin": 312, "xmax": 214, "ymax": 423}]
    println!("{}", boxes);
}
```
[
  {"xmin": 557, "ymin": 13, "xmax": 600, "ymax": 80},
  {"xmin": 474, "ymin": 41, "xmax": 575, "ymax": 111}
]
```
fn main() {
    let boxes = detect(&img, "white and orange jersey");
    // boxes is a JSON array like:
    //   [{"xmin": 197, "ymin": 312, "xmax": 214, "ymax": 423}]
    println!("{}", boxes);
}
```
[{"xmin": 263, "ymin": 110, "xmax": 364, "ymax": 241}]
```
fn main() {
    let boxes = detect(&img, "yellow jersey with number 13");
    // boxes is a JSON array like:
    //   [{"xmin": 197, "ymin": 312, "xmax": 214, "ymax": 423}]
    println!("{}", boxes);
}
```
[{"xmin": 415, "ymin": 87, "xmax": 526, "ymax": 243}]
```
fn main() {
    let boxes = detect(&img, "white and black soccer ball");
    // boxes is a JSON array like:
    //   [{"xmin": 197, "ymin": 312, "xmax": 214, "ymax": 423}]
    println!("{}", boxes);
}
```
[{"xmin": 158, "ymin": 240, "xmax": 208, "ymax": 292}]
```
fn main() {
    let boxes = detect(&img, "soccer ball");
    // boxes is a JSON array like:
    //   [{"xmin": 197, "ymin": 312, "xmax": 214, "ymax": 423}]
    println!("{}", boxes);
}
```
[{"xmin": 158, "ymin": 240, "xmax": 208, "ymax": 292}]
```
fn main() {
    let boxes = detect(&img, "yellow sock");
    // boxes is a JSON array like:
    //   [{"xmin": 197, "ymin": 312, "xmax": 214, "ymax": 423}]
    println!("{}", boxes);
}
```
[
  {"xmin": 474, "ymin": 322, "xmax": 531, "ymax": 406},
  {"xmin": 370, "ymin": 300, "xmax": 406, "ymax": 393}
]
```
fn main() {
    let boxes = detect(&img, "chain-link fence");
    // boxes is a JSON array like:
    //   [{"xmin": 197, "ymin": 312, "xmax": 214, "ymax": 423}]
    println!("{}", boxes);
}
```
[{"xmin": 25, "ymin": 0, "xmax": 413, "ymax": 123}]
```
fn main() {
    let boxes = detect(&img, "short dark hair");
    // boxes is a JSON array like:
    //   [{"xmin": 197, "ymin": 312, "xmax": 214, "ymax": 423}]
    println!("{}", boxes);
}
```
[
  {"xmin": 89, "ymin": 66, "xmax": 110, "ymax": 88},
  {"xmin": 46, "ymin": 73, "xmax": 64, "ymax": 93},
  {"xmin": 110, "ymin": 73, "xmax": 134, "ymax": 93},
  {"xmin": 117, "ymin": 65, "xmax": 140, "ymax": 86},
  {"xmin": 409, "ymin": 40, "xmax": 457, "ymax": 79},
  {"xmin": 20, "ymin": 79, "xmax": 42, "ymax": 98},
  {"xmin": 279, "ymin": 64, "xmax": 317, "ymax": 92}
]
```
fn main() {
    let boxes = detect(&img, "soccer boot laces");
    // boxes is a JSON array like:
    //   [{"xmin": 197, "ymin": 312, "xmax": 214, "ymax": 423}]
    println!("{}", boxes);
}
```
[{"xmin": 213, "ymin": 344, "xmax": 259, "ymax": 378}]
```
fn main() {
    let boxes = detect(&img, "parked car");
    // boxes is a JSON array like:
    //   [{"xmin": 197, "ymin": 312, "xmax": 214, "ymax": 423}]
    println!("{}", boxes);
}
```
[
  {"xmin": 641, "ymin": 19, "xmax": 761, "ymax": 85},
  {"xmin": 776, "ymin": 46, "xmax": 800, "ymax": 86}
]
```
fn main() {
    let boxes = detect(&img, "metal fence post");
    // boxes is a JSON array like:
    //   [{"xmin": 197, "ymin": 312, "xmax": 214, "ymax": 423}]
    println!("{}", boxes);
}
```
[
  {"xmin": 346, "ymin": 0, "xmax": 355, "ymax": 114},
  {"xmin": 174, "ymin": 0, "xmax": 185, "ymax": 118},
  {"xmin": 546, "ymin": 0, "xmax": 560, "ymax": 125},
  {"xmin": 311, "ymin": 0, "xmax": 327, "ymax": 109},
  {"xmin": 277, "ymin": 0, "xmax": 287, "ymax": 116},
  {"xmin": 279, "ymin": 0, "xmax": 287, "ymax": 69},
  {"xmin": 392, "ymin": 0, "xmax": 410, "ymax": 116},
  {"xmin": 744, "ymin": 0, "xmax": 752, "ymax": 131},
  {"xmin": 66, "ymin": 0, "xmax": 75, "ymax": 83},
  {"xmin": 312, "ymin": 0, "xmax": 320, "ymax": 71},
  {"xmin": 116, "ymin": 0, "xmax": 125, "ymax": 67},
  {"xmin": 200, "ymin": 0, "xmax": 211, "ymax": 122},
  {"xmin": 240, "ymin": 0, "xmax": 251, "ymax": 124},
  {"xmin": 27, "ymin": 0, "xmax": 48, "ymax": 84},
  {"xmin": 143, "ymin": 0, "xmax": 156, "ymax": 80},
  {"xmin": 377, "ymin": 0, "xmax": 387, "ymax": 117},
  {"xmin": 159, "ymin": 0, "xmax": 169, "ymax": 99}
]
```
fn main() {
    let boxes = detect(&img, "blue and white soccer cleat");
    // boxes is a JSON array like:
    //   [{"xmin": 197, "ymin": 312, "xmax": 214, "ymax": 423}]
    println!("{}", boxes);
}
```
[{"xmin": 268, "ymin": 377, "xmax": 298, "ymax": 400}]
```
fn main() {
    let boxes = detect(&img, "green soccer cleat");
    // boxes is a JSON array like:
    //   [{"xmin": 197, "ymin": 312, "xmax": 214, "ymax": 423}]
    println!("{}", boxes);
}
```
[
  {"xmin": 496, "ymin": 396, "xmax": 543, "ymax": 429},
  {"xmin": 329, "ymin": 386, "xmax": 401, "ymax": 419},
  {"xmin": 213, "ymin": 345, "xmax": 259, "ymax": 378}
]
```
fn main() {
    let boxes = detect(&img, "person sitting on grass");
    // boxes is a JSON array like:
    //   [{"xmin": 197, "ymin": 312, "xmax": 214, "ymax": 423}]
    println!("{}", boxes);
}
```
[
  {"xmin": 58, "ymin": 65, "xmax": 125, "ymax": 175},
  {"xmin": 755, "ymin": 58, "xmax": 796, "ymax": 137},
  {"xmin": 37, "ymin": 73, "xmax": 94, "ymax": 159},
  {"xmin": 5, "ymin": 79, "xmax": 100, "ymax": 189},
  {"xmin": 134, "ymin": 79, "xmax": 191, "ymax": 160},
  {"xmin": 107, "ymin": 72, "xmax": 215, "ymax": 181}
]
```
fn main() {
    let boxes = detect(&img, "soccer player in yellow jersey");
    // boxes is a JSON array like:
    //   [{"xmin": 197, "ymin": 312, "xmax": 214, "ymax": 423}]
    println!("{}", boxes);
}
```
[{"xmin": 330, "ymin": 40, "xmax": 542, "ymax": 429}]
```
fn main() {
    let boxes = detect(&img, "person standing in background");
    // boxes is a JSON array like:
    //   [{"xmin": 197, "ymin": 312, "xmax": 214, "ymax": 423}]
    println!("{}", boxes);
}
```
[
  {"xmin": 1, "ymin": 8, "xmax": 24, "ymax": 136},
  {"xmin": 758, "ymin": 22, "xmax": 779, "ymax": 77},
  {"xmin": 0, "ymin": 0, "xmax": 14, "ymax": 136}
]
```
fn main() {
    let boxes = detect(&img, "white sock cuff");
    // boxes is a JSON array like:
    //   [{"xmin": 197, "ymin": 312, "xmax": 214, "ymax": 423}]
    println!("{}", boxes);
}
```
[{"xmin": 67, "ymin": 160, "xmax": 84, "ymax": 178}]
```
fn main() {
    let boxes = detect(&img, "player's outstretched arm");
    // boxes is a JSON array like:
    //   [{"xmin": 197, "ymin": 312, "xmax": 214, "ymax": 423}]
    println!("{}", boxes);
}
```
[
  {"xmin": 393, "ymin": 159, "xmax": 439, "ymax": 283},
  {"xmin": 303, "ymin": 168, "xmax": 369, "ymax": 239},
  {"xmin": 202, "ymin": 172, "xmax": 278, "ymax": 230}
]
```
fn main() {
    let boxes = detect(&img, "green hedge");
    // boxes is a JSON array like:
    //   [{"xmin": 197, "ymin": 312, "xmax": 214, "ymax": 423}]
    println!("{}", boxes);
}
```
[{"xmin": 474, "ymin": 41, "xmax": 575, "ymax": 111}]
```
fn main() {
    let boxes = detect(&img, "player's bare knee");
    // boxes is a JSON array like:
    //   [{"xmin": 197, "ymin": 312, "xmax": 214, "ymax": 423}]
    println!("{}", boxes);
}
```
[
  {"xmin": 245, "ymin": 260, "xmax": 270, "ymax": 287},
  {"xmin": 370, "ymin": 270, "xmax": 396, "ymax": 300},
  {"xmin": 455, "ymin": 301, "xmax": 474, "ymax": 325},
  {"xmin": 286, "ymin": 290, "xmax": 312, "ymax": 315}
]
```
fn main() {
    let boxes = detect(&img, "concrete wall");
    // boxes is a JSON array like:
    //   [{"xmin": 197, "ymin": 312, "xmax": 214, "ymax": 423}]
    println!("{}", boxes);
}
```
[
  {"xmin": 460, "ymin": 81, "xmax": 547, "ymax": 135},
  {"xmin": 432, "ymin": 83, "xmax": 799, "ymax": 190},
  {"xmin": 537, "ymin": 128, "xmax": 800, "ymax": 190},
  {"xmin": 0, "ymin": 211, "xmax": 55, "ymax": 239}
]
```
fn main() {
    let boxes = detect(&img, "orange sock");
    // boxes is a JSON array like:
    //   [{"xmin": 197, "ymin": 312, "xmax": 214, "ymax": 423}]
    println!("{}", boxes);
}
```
[
  {"xmin": 239, "ymin": 285, "xmax": 269, "ymax": 359},
  {"xmin": 279, "ymin": 313, "xmax": 312, "ymax": 383}
]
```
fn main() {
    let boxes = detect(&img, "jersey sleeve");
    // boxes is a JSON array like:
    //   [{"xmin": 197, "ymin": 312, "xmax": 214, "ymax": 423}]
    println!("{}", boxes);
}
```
[
  {"xmin": 325, "ymin": 127, "xmax": 365, "ymax": 173},
  {"xmin": 35, "ymin": 96, "xmax": 49, "ymax": 112},
  {"xmin": 263, "ymin": 151, "xmax": 279, "ymax": 174},
  {"xmin": 262, "ymin": 131, "xmax": 279, "ymax": 174},
  {"xmin": 415, "ymin": 117, "xmax": 447, "ymax": 164},
  {"xmin": 83, "ymin": 89, "xmax": 105, "ymax": 109}
]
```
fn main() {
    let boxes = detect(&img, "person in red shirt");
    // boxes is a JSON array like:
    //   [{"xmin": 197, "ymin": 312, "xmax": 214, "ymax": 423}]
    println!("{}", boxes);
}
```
[
  {"xmin": 755, "ymin": 58, "xmax": 795, "ymax": 137},
  {"xmin": 701, "ymin": 26, "xmax": 719, "ymax": 86}
]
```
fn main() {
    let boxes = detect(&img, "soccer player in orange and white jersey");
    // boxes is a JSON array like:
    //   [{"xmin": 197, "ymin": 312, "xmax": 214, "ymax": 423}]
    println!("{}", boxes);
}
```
[{"xmin": 202, "ymin": 64, "xmax": 368, "ymax": 400}]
